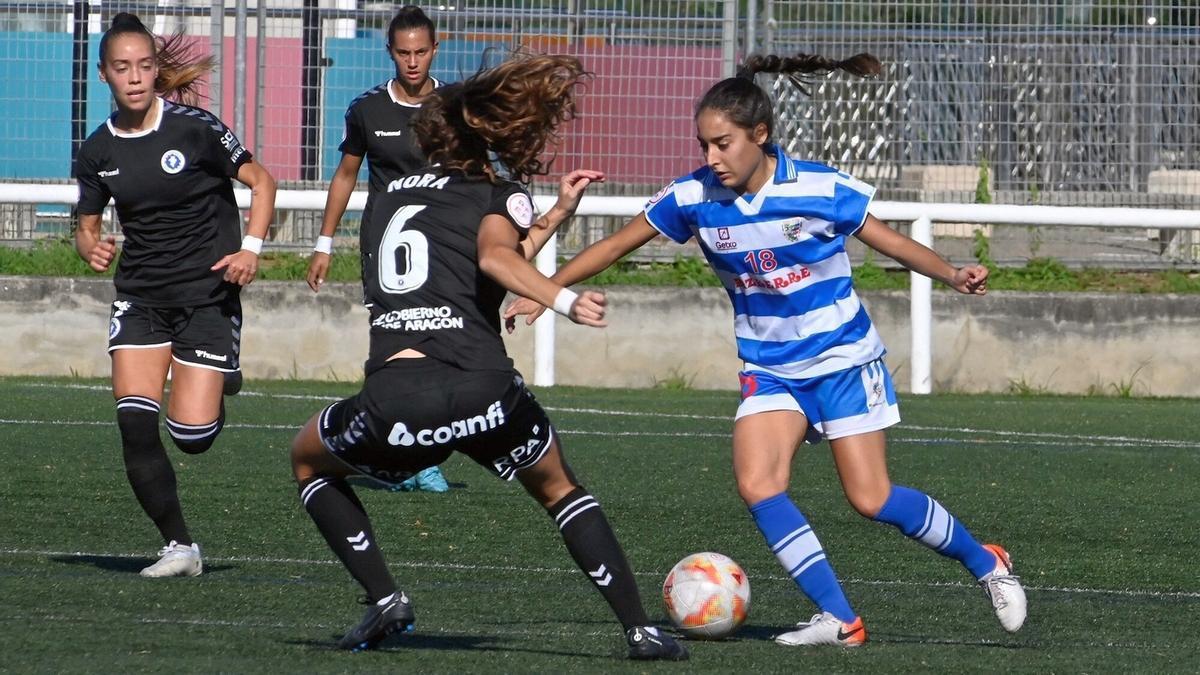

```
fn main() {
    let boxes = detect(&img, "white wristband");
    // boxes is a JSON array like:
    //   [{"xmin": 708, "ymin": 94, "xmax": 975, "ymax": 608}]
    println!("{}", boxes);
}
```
[
  {"xmin": 314, "ymin": 235, "xmax": 334, "ymax": 255},
  {"xmin": 552, "ymin": 288, "xmax": 578, "ymax": 317},
  {"xmin": 240, "ymin": 235, "xmax": 263, "ymax": 255}
]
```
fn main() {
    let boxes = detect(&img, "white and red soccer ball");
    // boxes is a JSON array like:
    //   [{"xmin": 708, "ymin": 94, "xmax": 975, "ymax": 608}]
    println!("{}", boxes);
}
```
[{"xmin": 662, "ymin": 552, "xmax": 751, "ymax": 640}]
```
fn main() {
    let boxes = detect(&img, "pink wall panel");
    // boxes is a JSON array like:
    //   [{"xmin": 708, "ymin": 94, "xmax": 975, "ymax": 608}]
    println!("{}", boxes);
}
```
[
  {"xmin": 183, "ymin": 39, "xmax": 720, "ymax": 186},
  {"xmin": 552, "ymin": 45, "xmax": 723, "ymax": 185},
  {"xmin": 218, "ymin": 37, "xmax": 303, "ymax": 181}
]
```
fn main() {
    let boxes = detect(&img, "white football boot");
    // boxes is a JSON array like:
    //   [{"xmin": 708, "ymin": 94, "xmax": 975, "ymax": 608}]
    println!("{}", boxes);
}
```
[
  {"xmin": 979, "ymin": 543, "xmax": 1026, "ymax": 632},
  {"xmin": 775, "ymin": 612, "xmax": 867, "ymax": 647},
  {"xmin": 140, "ymin": 541, "xmax": 203, "ymax": 578}
]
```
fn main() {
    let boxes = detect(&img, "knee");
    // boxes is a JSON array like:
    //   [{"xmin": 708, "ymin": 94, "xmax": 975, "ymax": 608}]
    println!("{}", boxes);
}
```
[
  {"xmin": 521, "ymin": 470, "xmax": 578, "ymax": 508},
  {"xmin": 290, "ymin": 429, "xmax": 325, "ymax": 484},
  {"xmin": 165, "ymin": 416, "xmax": 223, "ymax": 455},
  {"xmin": 844, "ymin": 485, "xmax": 891, "ymax": 519},
  {"xmin": 116, "ymin": 397, "xmax": 163, "ymax": 452},
  {"xmin": 734, "ymin": 468, "xmax": 789, "ymax": 507}
]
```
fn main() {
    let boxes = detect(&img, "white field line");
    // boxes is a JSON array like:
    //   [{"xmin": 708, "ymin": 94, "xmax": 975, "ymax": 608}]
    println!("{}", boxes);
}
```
[
  {"xmin": 0, "ymin": 417, "xmax": 1193, "ymax": 447},
  {"xmin": 2, "ymin": 546, "xmax": 1197, "ymax": 600},
  {"xmin": 12, "ymin": 381, "xmax": 1200, "ymax": 449}
]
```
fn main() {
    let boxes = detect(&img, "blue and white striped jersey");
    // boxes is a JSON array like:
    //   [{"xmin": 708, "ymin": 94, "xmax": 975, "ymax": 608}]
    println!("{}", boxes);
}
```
[{"xmin": 643, "ymin": 144, "xmax": 884, "ymax": 379}]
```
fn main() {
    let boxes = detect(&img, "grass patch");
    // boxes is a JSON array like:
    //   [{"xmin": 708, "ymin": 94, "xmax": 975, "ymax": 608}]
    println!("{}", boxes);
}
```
[
  {"xmin": 1, "ymin": 378, "xmax": 1198, "ymax": 671},
  {"xmin": 0, "ymin": 238, "xmax": 110, "ymax": 277}
]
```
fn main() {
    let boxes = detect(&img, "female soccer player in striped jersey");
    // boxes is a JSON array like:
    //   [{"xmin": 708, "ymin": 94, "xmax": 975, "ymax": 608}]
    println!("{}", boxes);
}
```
[
  {"xmin": 74, "ymin": 13, "xmax": 277, "ymax": 577},
  {"xmin": 288, "ymin": 53, "xmax": 686, "ymax": 660},
  {"xmin": 506, "ymin": 52, "xmax": 1027, "ymax": 647}
]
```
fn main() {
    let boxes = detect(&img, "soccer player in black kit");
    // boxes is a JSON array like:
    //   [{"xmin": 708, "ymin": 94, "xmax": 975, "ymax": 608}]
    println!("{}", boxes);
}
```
[
  {"xmin": 74, "ymin": 13, "xmax": 277, "ymax": 577},
  {"xmin": 307, "ymin": 4, "xmax": 449, "ymax": 493},
  {"xmin": 288, "ymin": 53, "xmax": 688, "ymax": 661}
]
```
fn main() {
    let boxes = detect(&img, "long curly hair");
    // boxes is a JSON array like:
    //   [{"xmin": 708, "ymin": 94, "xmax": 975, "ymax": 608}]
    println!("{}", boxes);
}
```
[
  {"xmin": 412, "ymin": 53, "xmax": 590, "ymax": 184},
  {"xmin": 100, "ymin": 12, "xmax": 216, "ymax": 105}
]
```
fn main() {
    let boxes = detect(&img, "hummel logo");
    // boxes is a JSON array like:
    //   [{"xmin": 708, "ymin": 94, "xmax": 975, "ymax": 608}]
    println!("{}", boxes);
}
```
[
  {"xmin": 588, "ymin": 564, "xmax": 613, "ymax": 587},
  {"xmin": 374, "ymin": 129, "xmax": 404, "ymax": 137},
  {"xmin": 98, "ymin": 168, "xmax": 120, "ymax": 177},
  {"xmin": 836, "ymin": 624, "xmax": 864, "ymax": 641},
  {"xmin": 347, "ymin": 531, "xmax": 371, "ymax": 551}
]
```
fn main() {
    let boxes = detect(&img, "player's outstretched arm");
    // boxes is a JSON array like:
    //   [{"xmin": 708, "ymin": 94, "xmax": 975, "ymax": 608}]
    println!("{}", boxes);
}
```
[
  {"xmin": 478, "ymin": 214, "xmax": 607, "ymax": 327},
  {"xmin": 855, "ymin": 214, "xmax": 989, "ymax": 295},
  {"xmin": 75, "ymin": 213, "xmax": 116, "ymax": 273},
  {"xmin": 212, "ymin": 159, "xmax": 277, "ymax": 287},
  {"xmin": 505, "ymin": 213, "xmax": 659, "ymax": 328},
  {"xmin": 520, "ymin": 169, "xmax": 606, "ymax": 261},
  {"xmin": 307, "ymin": 153, "xmax": 363, "ymax": 292}
]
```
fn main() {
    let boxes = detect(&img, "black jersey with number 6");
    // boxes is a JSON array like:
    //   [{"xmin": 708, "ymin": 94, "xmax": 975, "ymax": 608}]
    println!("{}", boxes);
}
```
[
  {"xmin": 362, "ymin": 170, "xmax": 536, "ymax": 374},
  {"xmin": 74, "ymin": 98, "xmax": 252, "ymax": 307}
]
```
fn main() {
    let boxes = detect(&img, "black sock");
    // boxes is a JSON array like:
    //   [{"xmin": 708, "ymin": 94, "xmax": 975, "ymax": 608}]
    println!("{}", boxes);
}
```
[
  {"xmin": 116, "ymin": 396, "xmax": 191, "ymax": 545},
  {"xmin": 547, "ymin": 486, "xmax": 649, "ymax": 631},
  {"xmin": 298, "ymin": 475, "xmax": 396, "ymax": 602},
  {"xmin": 165, "ymin": 401, "xmax": 225, "ymax": 455}
]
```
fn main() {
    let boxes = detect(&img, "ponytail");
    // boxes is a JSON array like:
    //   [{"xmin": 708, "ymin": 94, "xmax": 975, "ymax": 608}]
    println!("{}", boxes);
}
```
[
  {"xmin": 737, "ymin": 51, "xmax": 882, "ymax": 94},
  {"xmin": 100, "ymin": 12, "xmax": 216, "ymax": 105},
  {"xmin": 696, "ymin": 50, "xmax": 882, "ymax": 143}
]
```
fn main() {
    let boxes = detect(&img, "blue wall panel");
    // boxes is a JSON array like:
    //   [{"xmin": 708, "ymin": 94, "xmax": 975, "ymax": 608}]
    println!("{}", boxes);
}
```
[{"xmin": 0, "ymin": 32, "xmax": 111, "ymax": 179}]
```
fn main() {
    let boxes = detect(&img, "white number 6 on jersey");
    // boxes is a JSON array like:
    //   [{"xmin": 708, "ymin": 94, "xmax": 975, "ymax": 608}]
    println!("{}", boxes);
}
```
[{"xmin": 378, "ymin": 204, "xmax": 429, "ymax": 294}]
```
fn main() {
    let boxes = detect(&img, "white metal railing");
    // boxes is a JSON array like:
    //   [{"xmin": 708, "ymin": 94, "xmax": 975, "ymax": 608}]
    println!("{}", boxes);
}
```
[{"xmin": 4, "ymin": 183, "xmax": 1200, "ymax": 392}]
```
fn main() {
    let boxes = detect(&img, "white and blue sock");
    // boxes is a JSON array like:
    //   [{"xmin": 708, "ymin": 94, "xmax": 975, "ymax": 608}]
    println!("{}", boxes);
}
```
[
  {"xmin": 873, "ymin": 485, "xmax": 996, "ymax": 579},
  {"xmin": 749, "ymin": 492, "xmax": 856, "ymax": 622}
]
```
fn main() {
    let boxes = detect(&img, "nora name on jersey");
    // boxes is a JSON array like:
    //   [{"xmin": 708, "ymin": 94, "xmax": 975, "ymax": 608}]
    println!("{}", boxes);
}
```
[{"xmin": 386, "ymin": 172, "xmax": 451, "ymax": 193}]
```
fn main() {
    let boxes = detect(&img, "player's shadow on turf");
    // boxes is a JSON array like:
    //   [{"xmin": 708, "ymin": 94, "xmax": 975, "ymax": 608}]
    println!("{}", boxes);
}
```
[
  {"xmin": 706, "ymin": 623, "xmax": 777, "ymax": 642},
  {"xmin": 50, "ymin": 554, "xmax": 234, "ymax": 575},
  {"xmin": 287, "ymin": 633, "xmax": 606, "ymax": 659}
]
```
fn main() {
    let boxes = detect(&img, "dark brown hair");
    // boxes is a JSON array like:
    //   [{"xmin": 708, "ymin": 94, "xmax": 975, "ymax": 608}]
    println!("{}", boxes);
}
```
[
  {"xmin": 387, "ymin": 5, "xmax": 437, "ymax": 46},
  {"xmin": 412, "ymin": 53, "xmax": 590, "ymax": 183},
  {"xmin": 696, "ymin": 51, "xmax": 882, "ymax": 143},
  {"xmin": 100, "ymin": 12, "xmax": 216, "ymax": 105}
]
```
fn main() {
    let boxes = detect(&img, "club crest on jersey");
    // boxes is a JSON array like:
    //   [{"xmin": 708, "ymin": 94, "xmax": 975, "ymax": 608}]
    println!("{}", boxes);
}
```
[
  {"xmin": 160, "ymin": 150, "xmax": 186, "ymax": 174},
  {"xmin": 647, "ymin": 183, "xmax": 672, "ymax": 206},
  {"xmin": 781, "ymin": 218, "xmax": 805, "ymax": 242},
  {"xmin": 507, "ymin": 193, "xmax": 534, "ymax": 228}
]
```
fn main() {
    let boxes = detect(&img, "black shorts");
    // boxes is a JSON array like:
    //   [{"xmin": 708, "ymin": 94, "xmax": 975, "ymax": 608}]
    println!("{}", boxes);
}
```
[
  {"xmin": 317, "ymin": 358, "xmax": 555, "ymax": 484},
  {"xmin": 107, "ymin": 296, "xmax": 242, "ymax": 373}
]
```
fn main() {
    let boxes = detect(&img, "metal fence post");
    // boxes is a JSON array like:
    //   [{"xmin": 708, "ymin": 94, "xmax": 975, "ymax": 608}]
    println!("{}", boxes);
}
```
[
  {"xmin": 70, "ymin": 0, "xmax": 89, "ymax": 170},
  {"xmin": 234, "ymin": 0, "xmax": 247, "ymax": 137},
  {"xmin": 300, "ymin": 0, "xmax": 322, "ymax": 182},
  {"xmin": 721, "ymin": 0, "xmax": 737, "ymax": 78},
  {"xmin": 254, "ymin": 0, "xmax": 265, "ymax": 152},
  {"xmin": 209, "ymin": 0, "xmax": 223, "ymax": 118}
]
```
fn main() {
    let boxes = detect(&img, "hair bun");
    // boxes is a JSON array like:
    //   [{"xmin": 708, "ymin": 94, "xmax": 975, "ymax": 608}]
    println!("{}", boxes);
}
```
[{"xmin": 110, "ymin": 12, "xmax": 147, "ymax": 31}]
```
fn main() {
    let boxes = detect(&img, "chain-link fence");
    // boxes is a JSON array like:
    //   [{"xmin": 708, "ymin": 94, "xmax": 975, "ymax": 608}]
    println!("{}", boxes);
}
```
[{"xmin": 1, "ymin": 1, "xmax": 1198, "ymax": 267}]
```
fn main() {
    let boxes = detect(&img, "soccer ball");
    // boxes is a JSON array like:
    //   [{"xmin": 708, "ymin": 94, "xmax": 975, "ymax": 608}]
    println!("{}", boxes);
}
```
[{"xmin": 662, "ymin": 551, "xmax": 750, "ymax": 640}]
